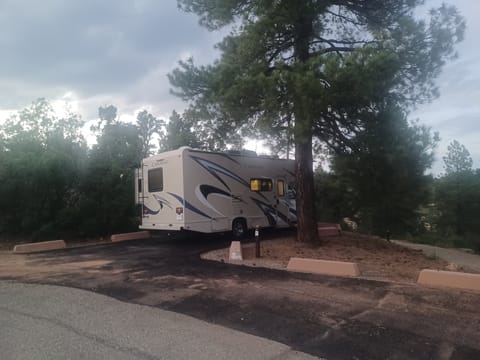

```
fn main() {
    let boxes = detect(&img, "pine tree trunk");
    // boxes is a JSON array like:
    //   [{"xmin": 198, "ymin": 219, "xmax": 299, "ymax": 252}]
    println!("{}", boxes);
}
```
[
  {"xmin": 292, "ymin": 4, "xmax": 319, "ymax": 244},
  {"xmin": 295, "ymin": 132, "xmax": 319, "ymax": 244}
]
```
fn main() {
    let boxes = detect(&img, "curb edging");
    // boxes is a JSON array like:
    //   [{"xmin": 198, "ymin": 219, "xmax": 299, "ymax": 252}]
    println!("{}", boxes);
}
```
[
  {"xmin": 111, "ymin": 231, "xmax": 151, "ymax": 243},
  {"xmin": 287, "ymin": 257, "xmax": 360, "ymax": 277},
  {"xmin": 417, "ymin": 269, "xmax": 480, "ymax": 291},
  {"xmin": 13, "ymin": 240, "xmax": 66, "ymax": 254}
]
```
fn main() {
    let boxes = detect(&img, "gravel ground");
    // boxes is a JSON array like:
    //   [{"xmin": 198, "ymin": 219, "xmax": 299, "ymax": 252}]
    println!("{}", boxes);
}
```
[{"xmin": 202, "ymin": 233, "xmax": 453, "ymax": 283}]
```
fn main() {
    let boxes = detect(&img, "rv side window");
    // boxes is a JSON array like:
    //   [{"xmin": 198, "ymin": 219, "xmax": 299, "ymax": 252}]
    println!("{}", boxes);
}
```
[
  {"xmin": 250, "ymin": 178, "xmax": 273, "ymax": 192},
  {"xmin": 277, "ymin": 180, "xmax": 285, "ymax": 197},
  {"xmin": 148, "ymin": 168, "xmax": 163, "ymax": 192}
]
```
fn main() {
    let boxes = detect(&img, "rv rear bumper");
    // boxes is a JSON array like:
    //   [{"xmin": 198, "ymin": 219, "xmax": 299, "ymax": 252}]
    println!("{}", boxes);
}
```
[{"xmin": 139, "ymin": 224, "xmax": 184, "ymax": 231}]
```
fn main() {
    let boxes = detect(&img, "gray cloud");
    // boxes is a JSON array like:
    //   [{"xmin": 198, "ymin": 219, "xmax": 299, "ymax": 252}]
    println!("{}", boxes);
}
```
[
  {"xmin": 0, "ymin": 0, "xmax": 218, "ymax": 107},
  {"xmin": 1, "ymin": 0, "xmax": 479, "ymax": 173},
  {"xmin": 412, "ymin": 0, "xmax": 480, "ymax": 173}
]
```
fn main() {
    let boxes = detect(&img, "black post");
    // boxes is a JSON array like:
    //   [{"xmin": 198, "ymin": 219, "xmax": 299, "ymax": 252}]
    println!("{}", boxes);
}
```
[
  {"xmin": 255, "ymin": 226, "xmax": 260, "ymax": 258},
  {"xmin": 386, "ymin": 230, "xmax": 391, "ymax": 242}
]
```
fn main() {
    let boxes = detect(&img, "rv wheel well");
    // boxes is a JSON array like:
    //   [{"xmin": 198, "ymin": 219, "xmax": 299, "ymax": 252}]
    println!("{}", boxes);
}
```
[
  {"xmin": 232, "ymin": 217, "xmax": 247, "ymax": 227},
  {"xmin": 232, "ymin": 217, "xmax": 248, "ymax": 239}
]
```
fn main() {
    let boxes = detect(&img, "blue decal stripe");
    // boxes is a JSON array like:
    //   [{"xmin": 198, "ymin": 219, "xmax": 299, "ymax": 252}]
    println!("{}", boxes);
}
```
[
  {"xmin": 191, "ymin": 156, "xmax": 250, "ymax": 188},
  {"xmin": 191, "ymin": 155, "xmax": 270, "ymax": 202},
  {"xmin": 143, "ymin": 206, "xmax": 160, "ymax": 215},
  {"xmin": 168, "ymin": 192, "xmax": 212, "ymax": 220},
  {"xmin": 189, "ymin": 150, "xmax": 240, "ymax": 164},
  {"xmin": 216, "ymin": 153, "xmax": 240, "ymax": 164},
  {"xmin": 251, "ymin": 198, "xmax": 276, "ymax": 226},
  {"xmin": 200, "ymin": 184, "xmax": 231, "ymax": 198},
  {"xmin": 153, "ymin": 195, "xmax": 174, "ymax": 210},
  {"xmin": 191, "ymin": 156, "xmax": 230, "ymax": 190},
  {"xmin": 251, "ymin": 198, "xmax": 292, "ymax": 225}
]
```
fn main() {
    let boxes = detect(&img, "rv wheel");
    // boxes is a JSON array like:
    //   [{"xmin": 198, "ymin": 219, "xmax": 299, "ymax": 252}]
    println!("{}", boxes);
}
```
[{"xmin": 232, "ymin": 219, "xmax": 247, "ymax": 239}]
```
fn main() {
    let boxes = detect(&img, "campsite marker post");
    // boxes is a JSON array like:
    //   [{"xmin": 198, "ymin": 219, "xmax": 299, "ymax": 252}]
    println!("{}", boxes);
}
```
[{"xmin": 255, "ymin": 226, "xmax": 260, "ymax": 258}]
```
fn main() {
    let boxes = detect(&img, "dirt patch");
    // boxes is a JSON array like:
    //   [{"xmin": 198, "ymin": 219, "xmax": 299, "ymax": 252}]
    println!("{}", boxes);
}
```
[
  {"xmin": 0, "ymin": 250, "xmax": 113, "ymax": 278},
  {"xmin": 202, "ymin": 233, "xmax": 454, "ymax": 283}
]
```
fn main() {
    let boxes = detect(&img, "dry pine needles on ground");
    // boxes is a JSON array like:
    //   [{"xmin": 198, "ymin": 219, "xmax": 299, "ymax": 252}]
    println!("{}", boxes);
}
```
[{"xmin": 203, "ymin": 233, "xmax": 452, "ymax": 283}]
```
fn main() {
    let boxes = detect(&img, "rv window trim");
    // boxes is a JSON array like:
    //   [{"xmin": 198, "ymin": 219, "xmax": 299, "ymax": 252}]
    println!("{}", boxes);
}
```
[
  {"xmin": 148, "ymin": 167, "xmax": 164, "ymax": 192},
  {"xmin": 250, "ymin": 178, "xmax": 273, "ymax": 192}
]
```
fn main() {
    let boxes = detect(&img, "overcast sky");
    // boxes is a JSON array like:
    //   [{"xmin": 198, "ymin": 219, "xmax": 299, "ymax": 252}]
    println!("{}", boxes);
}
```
[{"xmin": 0, "ymin": 0, "xmax": 478, "ymax": 174}]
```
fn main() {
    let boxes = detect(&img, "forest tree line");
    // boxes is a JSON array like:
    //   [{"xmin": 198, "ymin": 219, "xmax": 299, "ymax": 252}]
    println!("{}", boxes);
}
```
[
  {"xmin": 0, "ymin": 100, "xmax": 196, "ymax": 240},
  {"xmin": 0, "ymin": 1, "xmax": 473, "ymax": 249},
  {"xmin": 0, "ymin": 98, "xmax": 478, "ymax": 252}
]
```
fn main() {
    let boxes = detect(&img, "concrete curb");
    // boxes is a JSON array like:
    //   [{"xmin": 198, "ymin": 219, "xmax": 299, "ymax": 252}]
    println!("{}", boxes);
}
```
[
  {"xmin": 229, "ymin": 241, "xmax": 243, "ymax": 261},
  {"xmin": 111, "ymin": 231, "xmax": 151, "ymax": 243},
  {"xmin": 13, "ymin": 240, "xmax": 66, "ymax": 254},
  {"xmin": 318, "ymin": 227, "xmax": 341, "ymax": 237},
  {"xmin": 287, "ymin": 258, "xmax": 360, "ymax": 277},
  {"xmin": 318, "ymin": 223, "xmax": 342, "ymax": 237},
  {"xmin": 417, "ymin": 269, "xmax": 480, "ymax": 292}
]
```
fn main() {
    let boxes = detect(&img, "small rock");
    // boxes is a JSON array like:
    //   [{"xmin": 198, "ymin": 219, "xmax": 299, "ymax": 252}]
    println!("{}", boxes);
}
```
[{"xmin": 446, "ymin": 263, "xmax": 462, "ymax": 271}]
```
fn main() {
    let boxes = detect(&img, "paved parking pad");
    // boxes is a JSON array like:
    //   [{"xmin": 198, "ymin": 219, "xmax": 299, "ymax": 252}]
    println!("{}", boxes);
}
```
[
  {"xmin": 1, "ymin": 235, "xmax": 479, "ymax": 360},
  {"xmin": 0, "ymin": 282, "xmax": 318, "ymax": 360}
]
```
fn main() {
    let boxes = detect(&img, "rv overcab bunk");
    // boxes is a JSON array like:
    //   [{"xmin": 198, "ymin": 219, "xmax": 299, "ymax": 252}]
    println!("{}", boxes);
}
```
[{"xmin": 134, "ymin": 147, "xmax": 296, "ymax": 238}]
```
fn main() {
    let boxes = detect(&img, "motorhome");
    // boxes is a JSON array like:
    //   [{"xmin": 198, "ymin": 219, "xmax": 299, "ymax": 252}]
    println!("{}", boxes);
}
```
[{"xmin": 135, "ymin": 147, "xmax": 296, "ymax": 238}]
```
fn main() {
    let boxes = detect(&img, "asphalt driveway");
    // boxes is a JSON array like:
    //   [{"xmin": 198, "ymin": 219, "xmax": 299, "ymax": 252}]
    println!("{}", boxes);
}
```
[
  {"xmin": 0, "ymin": 281, "xmax": 317, "ymax": 360},
  {"xmin": 1, "ymin": 233, "xmax": 479, "ymax": 360}
]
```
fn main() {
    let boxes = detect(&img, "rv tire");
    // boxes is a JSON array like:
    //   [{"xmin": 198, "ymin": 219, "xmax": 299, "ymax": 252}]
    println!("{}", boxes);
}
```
[{"xmin": 232, "ymin": 218, "xmax": 247, "ymax": 239}]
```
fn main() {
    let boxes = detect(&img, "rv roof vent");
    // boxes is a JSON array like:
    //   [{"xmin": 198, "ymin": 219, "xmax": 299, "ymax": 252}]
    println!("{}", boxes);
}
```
[
  {"xmin": 258, "ymin": 154, "xmax": 279, "ymax": 159},
  {"xmin": 226, "ymin": 150, "xmax": 257, "ymax": 157}
]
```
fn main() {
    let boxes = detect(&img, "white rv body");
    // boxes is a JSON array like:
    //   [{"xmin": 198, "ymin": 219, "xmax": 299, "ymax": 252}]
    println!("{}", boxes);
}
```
[{"xmin": 135, "ymin": 147, "xmax": 296, "ymax": 234}]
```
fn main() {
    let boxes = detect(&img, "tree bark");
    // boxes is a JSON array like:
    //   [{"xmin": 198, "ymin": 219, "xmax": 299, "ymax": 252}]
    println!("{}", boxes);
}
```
[
  {"xmin": 292, "ymin": 3, "xmax": 319, "ymax": 244},
  {"xmin": 295, "ymin": 131, "xmax": 319, "ymax": 243}
]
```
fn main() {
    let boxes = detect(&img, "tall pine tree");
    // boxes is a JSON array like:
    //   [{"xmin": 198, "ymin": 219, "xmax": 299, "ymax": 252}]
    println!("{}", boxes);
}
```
[{"xmin": 169, "ymin": 0, "xmax": 464, "ymax": 243}]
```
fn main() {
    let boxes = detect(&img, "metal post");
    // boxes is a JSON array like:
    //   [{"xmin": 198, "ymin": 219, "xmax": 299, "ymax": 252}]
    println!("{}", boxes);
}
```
[
  {"xmin": 386, "ymin": 230, "xmax": 391, "ymax": 242},
  {"xmin": 255, "ymin": 225, "xmax": 260, "ymax": 258}
]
